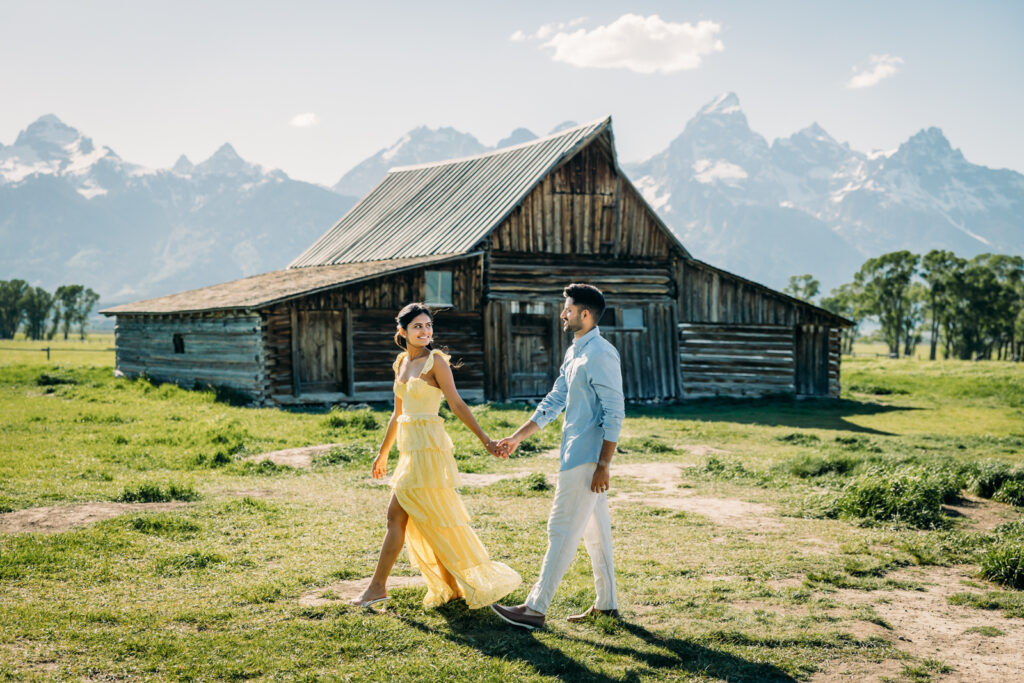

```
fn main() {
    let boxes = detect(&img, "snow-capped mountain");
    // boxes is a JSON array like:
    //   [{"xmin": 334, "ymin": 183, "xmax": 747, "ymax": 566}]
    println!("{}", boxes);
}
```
[
  {"xmin": 333, "ymin": 126, "xmax": 491, "ymax": 197},
  {"xmin": 626, "ymin": 93, "xmax": 1024, "ymax": 292},
  {"xmin": 1, "ymin": 115, "xmax": 356, "ymax": 303},
  {"xmin": 332, "ymin": 124, "xmax": 558, "ymax": 197}
]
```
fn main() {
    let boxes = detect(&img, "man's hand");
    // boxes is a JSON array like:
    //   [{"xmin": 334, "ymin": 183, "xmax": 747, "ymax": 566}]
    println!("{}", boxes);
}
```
[
  {"xmin": 590, "ymin": 463, "xmax": 610, "ymax": 493},
  {"xmin": 485, "ymin": 439, "xmax": 508, "ymax": 460},
  {"xmin": 496, "ymin": 436, "xmax": 520, "ymax": 457}
]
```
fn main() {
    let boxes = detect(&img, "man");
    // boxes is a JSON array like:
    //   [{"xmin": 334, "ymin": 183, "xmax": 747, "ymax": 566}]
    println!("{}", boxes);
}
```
[{"xmin": 491, "ymin": 283, "xmax": 625, "ymax": 629}]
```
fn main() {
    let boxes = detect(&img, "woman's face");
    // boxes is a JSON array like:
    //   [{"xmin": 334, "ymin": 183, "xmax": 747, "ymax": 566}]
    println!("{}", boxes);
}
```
[{"xmin": 401, "ymin": 313, "xmax": 433, "ymax": 349}]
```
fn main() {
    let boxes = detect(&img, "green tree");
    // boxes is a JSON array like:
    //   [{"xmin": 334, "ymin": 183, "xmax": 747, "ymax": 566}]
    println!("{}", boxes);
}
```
[
  {"xmin": 0, "ymin": 279, "xmax": 29, "ymax": 339},
  {"xmin": 75, "ymin": 287, "xmax": 100, "ymax": 340},
  {"xmin": 783, "ymin": 274, "xmax": 820, "ymax": 303},
  {"xmin": 52, "ymin": 285, "xmax": 84, "ymax": 341},
  {"xmin": 853, "ymin": 250, "xmax": 920, "ymax": 358},
  {"xmin": 902, "ymin": 282, "xmax": 928, "ymax": 358},
  {"xmin": 20, "ymin": 287, "xmax": 54, "ymax": 340},
  {"xmin": 920, "ymin": 249, "xmax": 964, "ymax": 360},
  {"xmin": 819, "ymin": 282, "xmax": 862, "ymax": 354}
]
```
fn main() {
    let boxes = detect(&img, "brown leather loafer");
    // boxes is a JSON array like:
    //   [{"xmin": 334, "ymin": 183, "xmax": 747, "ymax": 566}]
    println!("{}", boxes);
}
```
[
  {"xmin": 566, "ymin": 606, "xmax": 620, "ymax": 622},
  {"xmin": 491, "ymin": 603, "xmax": 545, "ymax": 630}
]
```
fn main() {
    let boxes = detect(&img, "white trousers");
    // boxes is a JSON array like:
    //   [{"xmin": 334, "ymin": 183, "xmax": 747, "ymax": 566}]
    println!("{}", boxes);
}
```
[{"xmin": 525, "ymin": 461, "xmax": 617, "ymax": 614}]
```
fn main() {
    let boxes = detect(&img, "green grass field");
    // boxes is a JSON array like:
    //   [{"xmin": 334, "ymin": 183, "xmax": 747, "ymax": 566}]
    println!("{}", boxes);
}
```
[{"xmin": 1, "ymin": 338, "xmax": 1022, "ymax": 681}]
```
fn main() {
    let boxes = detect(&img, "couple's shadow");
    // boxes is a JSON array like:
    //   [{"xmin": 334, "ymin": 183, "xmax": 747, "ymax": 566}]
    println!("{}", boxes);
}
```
[{"xmin": 398, "ymin": 600, "xmax": 797, "ymax": 682}]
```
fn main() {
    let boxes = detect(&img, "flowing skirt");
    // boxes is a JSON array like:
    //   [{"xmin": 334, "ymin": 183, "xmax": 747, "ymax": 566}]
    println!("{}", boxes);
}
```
[{"xmin": 392, "ymin": 414, "xmax": 521, "ymax": 608}]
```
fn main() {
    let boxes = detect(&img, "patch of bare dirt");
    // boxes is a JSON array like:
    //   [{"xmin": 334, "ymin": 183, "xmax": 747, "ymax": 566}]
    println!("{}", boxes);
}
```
[
  {"xmin": 612, "ymin": 462, "xmax": 783, "ymax": 530},
  {"xmin": 679, "ymin": 444, "xmax": 729, "ymax": 457},
  {"xmin": 0, "ymin": 502, "xmax": 188, "ymax": 535},
  {"xmin": 298, "ymin": 576, "xmax": 427, "ymax": 606},
  {"xmin": 245, "ymin": 444, "xmax": 344, "ymax": 468},
  {"xmin": 826, "ymin": 565, "xmax": 1024, "ymax": 682},
  {"xmin": 943, "ymin": 494, "xmax": 1018, "ymax": 532}
]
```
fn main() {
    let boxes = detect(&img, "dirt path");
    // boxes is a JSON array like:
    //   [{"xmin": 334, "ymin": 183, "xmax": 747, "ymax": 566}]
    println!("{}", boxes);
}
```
[
  {"xmin": 245, "ymin": 443, "xmax": 344, "ymax": 468},
  {"xmin": 612, "ymin": 461, "xmax": 782, "ymax": 530},
  {"xmin": 817, "ymin": 565, "xmax": 1024, "ymax": 682},
  {"xmin": 299, "ymin": 576, "xmax": 427, "ymax": 606},
  {"xmin": 0, "ymin": 502, "xmax": 189, "ymax": 535}
]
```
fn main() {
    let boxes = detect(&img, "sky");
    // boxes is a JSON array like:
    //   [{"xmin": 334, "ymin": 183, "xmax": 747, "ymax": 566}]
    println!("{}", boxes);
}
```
[{"xmin": 1, "ymin": 1, "xmax": 1022, "ymax": 187}]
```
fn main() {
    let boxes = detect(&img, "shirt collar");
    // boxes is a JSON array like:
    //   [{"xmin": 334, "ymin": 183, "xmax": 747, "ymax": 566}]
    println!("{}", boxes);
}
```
[{"xmin": 571, "ymin": 326, "xmax": 601, "ymax": 352}]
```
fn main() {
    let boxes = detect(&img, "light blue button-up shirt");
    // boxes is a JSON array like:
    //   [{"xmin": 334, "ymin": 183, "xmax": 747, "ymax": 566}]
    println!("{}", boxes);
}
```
[{"xmin": 530, "ymin": 327, "xmax": 625, "ymax": 471}]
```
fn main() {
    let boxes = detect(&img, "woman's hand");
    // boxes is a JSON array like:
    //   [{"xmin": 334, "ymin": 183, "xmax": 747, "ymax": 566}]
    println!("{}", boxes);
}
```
[
  {"xmin": 485, "ymin": 438, "xmax": 508, "ymax": 460},
  {"xmin": 372, "ymin": 453, "xmax": 388, "ymax": 479}
]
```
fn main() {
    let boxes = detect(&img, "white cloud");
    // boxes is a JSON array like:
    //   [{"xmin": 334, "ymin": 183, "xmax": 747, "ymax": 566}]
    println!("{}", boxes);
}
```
[
  {"xmin": 512, "ymin": 14, "xmax": 723, "ymax": 74},
  {"xmin": 847, "ymin": 54, "xmax": 904, "ymax": 89},
  {"xmin": 509, "ymin": 29, "xmax": 526, "ymax": 42},
  {"xmin": 289, "ymin": 112, "xmax": 320, "ymax": 128}
]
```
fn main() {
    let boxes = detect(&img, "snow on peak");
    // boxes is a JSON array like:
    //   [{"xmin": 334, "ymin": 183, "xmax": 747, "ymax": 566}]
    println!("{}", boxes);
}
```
[
  {"xmin": 698, "ymin": 92, "xmax": 741, "ymax": 117},
  {"xmin": 692, "ymin": 159, "xmax": 748, "ymax": 184}
]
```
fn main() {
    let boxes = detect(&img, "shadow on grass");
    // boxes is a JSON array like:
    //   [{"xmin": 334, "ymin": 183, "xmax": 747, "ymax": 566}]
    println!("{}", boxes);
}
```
[
  {"xmin": 399, "ymin": 601, "xmax": 797, "ymax": 682},
  {"xmin": 629, "ymin": 397, "xmax": 919, "ymax": 436}
]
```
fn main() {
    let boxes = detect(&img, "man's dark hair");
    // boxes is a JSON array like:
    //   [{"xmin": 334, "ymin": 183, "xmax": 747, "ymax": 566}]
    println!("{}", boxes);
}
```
[{"xmin": 563, "ymin": 283, "xmax": 606, "ymax": 321}]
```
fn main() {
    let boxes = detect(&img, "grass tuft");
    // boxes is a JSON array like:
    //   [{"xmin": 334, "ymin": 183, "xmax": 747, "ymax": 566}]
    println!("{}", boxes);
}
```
[
  {"xmin": 322, "ymin": 408, "xmax": 379, "ymax": 431},
  {"xmin": 827, "ymin": 467, "xmax": 948, "ymax": 529},
  {"xmin": 116, "ymin": 482, "xmax": 199, "ymax": 503}
]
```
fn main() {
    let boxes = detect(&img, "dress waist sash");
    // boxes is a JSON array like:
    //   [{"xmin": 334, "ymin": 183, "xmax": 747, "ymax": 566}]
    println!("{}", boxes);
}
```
[{"xmin": 398, "ymin": 413, "xmax": 443, "ymax": 423}]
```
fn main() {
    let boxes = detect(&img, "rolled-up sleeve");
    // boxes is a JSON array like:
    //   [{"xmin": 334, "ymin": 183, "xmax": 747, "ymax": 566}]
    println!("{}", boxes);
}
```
[
  {"xmin": 530, "ymin": 362, "xmax": 568, "ymax": 429},
  {"xmin": 588, "ymin": 347, "xmax": 625, "ymax": 443}
]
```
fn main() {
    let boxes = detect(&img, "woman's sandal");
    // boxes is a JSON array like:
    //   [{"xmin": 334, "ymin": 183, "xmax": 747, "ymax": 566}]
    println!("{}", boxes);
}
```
[{"xmin": 350, "ymin": 595, "xmax": 390, "ymax": 608}]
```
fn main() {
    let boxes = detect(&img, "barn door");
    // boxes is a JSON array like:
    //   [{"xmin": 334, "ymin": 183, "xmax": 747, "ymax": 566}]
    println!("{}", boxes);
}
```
[
  {"xmin": 795, "ymin": 324, "xmax": 829, "ymax": 396},
  {"xmin": 296, "ymin": 310, "xmax": 346, "ymax": 393},
  {"xmin": 508, "ymin": 301, "xmax": 554, "ymax": 398}
]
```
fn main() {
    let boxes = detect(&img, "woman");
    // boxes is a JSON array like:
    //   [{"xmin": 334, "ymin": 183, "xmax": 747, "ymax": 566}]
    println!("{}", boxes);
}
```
[{"xmin": 350, "ymin": 303, "xmax": 521, "ymax": 609}]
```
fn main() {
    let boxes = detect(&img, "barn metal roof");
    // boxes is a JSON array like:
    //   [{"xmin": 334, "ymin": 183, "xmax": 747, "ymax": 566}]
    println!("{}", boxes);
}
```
[
  {"xmin": 100, "ymin": 253, "xmax": 474, "ymax": 315},
  {"xmin": 289, "ymin": 118, "xmax": 614, "ymax": 267}
]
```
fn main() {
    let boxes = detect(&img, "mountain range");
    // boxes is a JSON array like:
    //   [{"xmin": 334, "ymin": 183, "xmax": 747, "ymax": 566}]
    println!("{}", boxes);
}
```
[{"xmin": 2, "ymin": 98, "xmax": 1021, "ymax": 310}]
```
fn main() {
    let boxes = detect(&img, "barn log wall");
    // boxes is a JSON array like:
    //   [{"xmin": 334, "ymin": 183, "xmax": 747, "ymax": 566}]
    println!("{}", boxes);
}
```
[
  {"xmin": 263, "ymin": 257, "xmax": 485, "ymax": 403},
  {"xmin": 488, "ymin": 139, "xmax": 673, "ymax": 259},
  {"xmin": 114, "ymin": 313, "xmax": 264, "ymax": 398},
  {"xmin": 485, "ymin": 254, "xmax": 678, "ymax": 400},
  {"xmin": 678, "ymin": 323, "xmax": 796, "ymax": 399},
  {"xmin": 829, "ymin": 328, "xmax": 841, "ymax": 397}
]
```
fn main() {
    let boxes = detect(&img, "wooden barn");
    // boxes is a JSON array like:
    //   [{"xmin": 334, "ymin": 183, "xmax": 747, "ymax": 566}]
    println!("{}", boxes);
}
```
[{"xmin": 102, "ymin": 118, "xmax": 850, "ymax": 405}]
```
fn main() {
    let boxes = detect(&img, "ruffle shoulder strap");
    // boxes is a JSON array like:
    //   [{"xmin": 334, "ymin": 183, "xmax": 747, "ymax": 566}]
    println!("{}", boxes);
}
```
[
  {"xmin": 393, "ymin": 351, "xmax": 407, "ymax": 376},
  {"xmin": 421, "ymin": 348, "xmax": 451, "ymax": 375}
]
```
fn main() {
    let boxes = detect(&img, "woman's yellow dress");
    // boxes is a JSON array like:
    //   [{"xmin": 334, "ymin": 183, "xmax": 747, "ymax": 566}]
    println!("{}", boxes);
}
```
[{"xmin": 391, "ymin": 349, "xmax": 521, "ymax": 609}]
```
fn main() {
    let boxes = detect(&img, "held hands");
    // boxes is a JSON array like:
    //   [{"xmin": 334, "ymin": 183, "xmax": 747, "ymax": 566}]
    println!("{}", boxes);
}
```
[
  {"xmin": 495, "ymin": 436, "xmax": 520, "ymax": 458},
  {"xmin": 484, "ymin": 438, "xmax": 508, "ymax": 460}
]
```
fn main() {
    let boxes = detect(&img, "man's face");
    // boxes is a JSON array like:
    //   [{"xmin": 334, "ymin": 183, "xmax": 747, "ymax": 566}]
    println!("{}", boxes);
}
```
[{"xmin": 561, "ymin": 297, "xmax": 586, "ymax": 333}]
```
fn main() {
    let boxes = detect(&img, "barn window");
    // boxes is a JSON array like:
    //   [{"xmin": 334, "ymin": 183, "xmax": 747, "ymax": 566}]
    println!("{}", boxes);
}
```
[
  {"xmin": 621, "ymin": 308, "xmax": 645, "ymax": 329},
  {"xmin": 425, "ymin": 271, "xmax": 452, "ymax": 306},
  {"xmin": 173, "ymin": 333, "xmax": 185, "ymax": 354}
]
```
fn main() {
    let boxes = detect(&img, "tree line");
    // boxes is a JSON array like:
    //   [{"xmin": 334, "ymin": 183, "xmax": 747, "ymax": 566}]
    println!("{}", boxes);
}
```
[
  {"xmin": 0, "ymin": 281, "xmax": 100, "ymax": 340},
  {"xmin": 784, "ymin": 250, "xmax": 1024, "ymax": 361}
]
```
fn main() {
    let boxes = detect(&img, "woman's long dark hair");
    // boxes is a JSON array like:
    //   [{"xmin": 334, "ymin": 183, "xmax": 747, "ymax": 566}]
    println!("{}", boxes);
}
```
[{"xmin": 394, "ymin": 303, "xmax": 461, "ymax": 368}]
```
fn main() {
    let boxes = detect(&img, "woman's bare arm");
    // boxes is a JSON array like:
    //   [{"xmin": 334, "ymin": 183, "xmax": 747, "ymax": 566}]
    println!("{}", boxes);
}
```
[
  {"xmin": 373, "ymin": 394, "xmax": 402, "ymax": 478},
  {"xmin": 430, "ymin": 356, "xmax": 505, "ymax": 459}
]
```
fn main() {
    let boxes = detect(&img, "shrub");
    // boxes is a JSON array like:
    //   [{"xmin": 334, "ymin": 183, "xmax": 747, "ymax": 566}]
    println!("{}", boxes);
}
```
[
  {"xmin": 978, "ymin": 541, "xmax": 1024, "ymax": 589},
  {"xmin": 774, "ymin": 432, "xmax": 821, "ymax": 446},
  {"xmin": 117, "ymin": 483, "xmax": 199, "ymax": 503},
  {"xmin": 36, "ymin": 373, "xmax": 76, "ymax": 386},
  {"xmin": 968, "ymin": 461, "xmax": 1023, "ymax": 499},
  {"xmin": 322, "ymin": 409, "xmax": 379, "ymax": 431},
  {"xmin": 993, "ymin": 480, "xmax": 1024, "ymax": 507},
  {"xmin": 828, "ymin": 467, "xmax": 947, "ymax": 529},
  {"xmin": 785, "ymin": 453, "xmax": 859, "ymax": 478}
]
